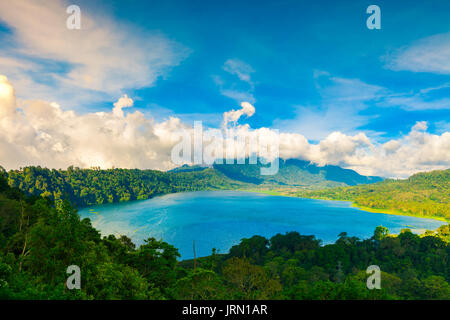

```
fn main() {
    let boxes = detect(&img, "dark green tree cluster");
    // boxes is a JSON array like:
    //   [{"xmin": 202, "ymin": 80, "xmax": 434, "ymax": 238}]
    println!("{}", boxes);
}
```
[
  {"xmin": 0, "ymin": 168, "xmax": 181, "ymax": 299},
  {"xmin": 6, "ymin": 166, "xmax": 243, "ymax": 208},
  {"xmin": 1, "ymin": 169, "xmax": 448, "ymax": 300},
  {"xmin": 296, "ymin": 169, "xmax": 450, "ymax": 220},
  {"xmin": 184, "ymin": 225, "xmax": 449, "ymax": 300}
]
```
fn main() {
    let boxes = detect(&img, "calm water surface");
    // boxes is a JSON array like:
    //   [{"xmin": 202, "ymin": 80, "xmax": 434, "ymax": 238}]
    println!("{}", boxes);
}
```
[{"xmin": 79, "ymin": 191, "xmax": 444, "ymax": 259}]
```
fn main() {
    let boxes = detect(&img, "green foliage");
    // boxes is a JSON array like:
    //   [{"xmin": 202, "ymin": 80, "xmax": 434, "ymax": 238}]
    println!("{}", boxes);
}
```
[
  {"xmin": 220, "ymin": 228, "xmax": 449, "ymax": 300},
  {"xmin": 171, "ymin": 268, "xmax": 227, "ymax": 300},
  {"xmin": 0, "ymin": 173, "xmax": 172, "ymax": 299},
  {"xmin": 296, "ymin": 169, "xmax": 450, "ymax": 220},
  {"xmin": 0, "ymin": 171, "xmax": 448, "ymax": 300},
  {"xmin": 6, "ymin": 166, "xmax": 243, "ymax": 208},
  {"xmin": 4, "ymin": 161, "xmax": 385, "ymax": 210},
  {"xmin": 213, "ymin": 158, "xmax": 382, "ymax": 188},
  {"xmin": 222, "ymin": 257, "xmax": 283, "ymax": 299}
]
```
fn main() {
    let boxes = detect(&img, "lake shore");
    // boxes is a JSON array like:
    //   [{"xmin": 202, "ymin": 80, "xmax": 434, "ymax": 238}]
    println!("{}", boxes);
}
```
[
  {"xmin": 80, "ymin": 190, "xmax": 446, "ymax": 259},
  {"xmin": 78, "ymin": 186, "xmax": 449, "ymax": 224},
  {"xmin": 240, "ymin": 188, "xmax": 449, "ymax": 223}
]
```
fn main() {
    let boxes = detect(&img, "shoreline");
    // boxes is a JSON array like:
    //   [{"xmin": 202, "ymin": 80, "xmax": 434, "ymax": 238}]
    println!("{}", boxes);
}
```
[
  {"xmin": 349, "ymin": 203, "xmax": 448, "ymax": 222},
  {"xmin": 240, "ymin": 188, "xmax": 449, "ymax": 223},
  {"xmin": 80, "ymin": 189, "xmax": 447, "ymax": 260},
  {"xmin": 79, "ymin": 187, "xmax": 449, "ymax": 224}
]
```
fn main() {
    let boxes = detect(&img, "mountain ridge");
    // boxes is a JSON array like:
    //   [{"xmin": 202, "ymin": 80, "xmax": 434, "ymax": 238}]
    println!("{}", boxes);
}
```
[{"xmin": 170, "ymin": 158, "xmax": 383, "ymax": 188}]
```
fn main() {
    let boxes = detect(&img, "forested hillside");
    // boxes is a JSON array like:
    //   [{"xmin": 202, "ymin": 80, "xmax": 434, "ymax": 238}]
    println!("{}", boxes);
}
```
[
  {"xmin": 296, "ymin": 169, "xmax": 450, "ymax": 221},
  {"xmin": 5, "ymin": 166, "xmax": 244, "ymax": 208},
  {"xmin": 213, "ymin": 158, "xmax": 383, "ymax": 188},
  {"xmin": 3, "ymin": 165, "xmax": 448, "ymax": 222},
  {"xmin": 2, "ymin": 159, "xmax": 383, "ymax": 209},
  {"xmin": 0, "ymin": 170, "xmax": 448, "ymax": 300}
]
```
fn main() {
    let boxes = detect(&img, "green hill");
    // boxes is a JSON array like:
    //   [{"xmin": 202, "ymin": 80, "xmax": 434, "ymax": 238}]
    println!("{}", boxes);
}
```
[
  {"xmin": 213, "ymin": 158, "xmax": 383, "ymax": 188},
  {"xmin": 296, "ymin": 169, "xmax": 450, "ymax": 221},
  {"xmin": 4, "ymin": 166, "xmax": 244, "ymax": 208}
]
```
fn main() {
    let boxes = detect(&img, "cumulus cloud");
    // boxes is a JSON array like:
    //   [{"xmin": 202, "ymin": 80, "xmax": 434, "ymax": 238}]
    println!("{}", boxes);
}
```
[
  {"xmin": 223, "ymin": 101, "xmax": 255, "ymax": 126},
  {"xmin": 0, "ymin": 75, "xmax": 16, "ymax": 117},
  {"xmin": 0, "ymin": 76, "xmax": 449, "ymax": 178},
  {"xmin": 0, "ymin": 75, "xmax": 189, "ymax": 170},
  {"xmin": 310, "ymin": 124, "xmax": 450, "ymax": 178},
  {"xmin": 112, "ymin": 95, "xmax": 134, "ymax": 118},
  {"xmin": 412, "ymin": 121, "xmax": 428, "ymax": 131}
]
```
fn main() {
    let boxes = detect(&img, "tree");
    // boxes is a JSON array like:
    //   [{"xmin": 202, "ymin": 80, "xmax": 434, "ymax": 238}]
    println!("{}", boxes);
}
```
[
  {"xmin": 129, "ymin": 237, "xmax": 180, "ymax": 294},
  {"xmin": 171, "ymin": 268, "xmax": 226, "ymax": 299},
  {"xmin": 222, "ymin": 257, "xmax": 282, "ymax": 299},
  {"xmin": 372, "ymin": 226, "xmax": 390, "ymax": 241}
]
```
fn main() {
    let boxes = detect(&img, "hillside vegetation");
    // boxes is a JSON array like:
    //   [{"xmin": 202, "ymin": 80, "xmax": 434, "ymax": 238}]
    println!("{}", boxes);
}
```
[
  {"xmin": 5, "ymin": 166, "xmax": 244, "ymax": 208},
  {"xmin": 213, "ymin": 158, "xmax": 382, "ymax": 188},
  {"xmin": 0, "ymin": 170, "xmax": 449, "ymax": 299},
  {"xmin": 296, "ymin": 169, "xmax": 450, "ymax": 221},
  {"xmin": 2, "ymin": 159, "xmax": 382, "ymax": 209}
]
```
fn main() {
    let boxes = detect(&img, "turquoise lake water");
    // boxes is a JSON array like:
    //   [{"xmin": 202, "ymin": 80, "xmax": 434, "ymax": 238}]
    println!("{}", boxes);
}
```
[{"xmin": 78, "ymin": 191, "xmax": 445, "ymax": 259}]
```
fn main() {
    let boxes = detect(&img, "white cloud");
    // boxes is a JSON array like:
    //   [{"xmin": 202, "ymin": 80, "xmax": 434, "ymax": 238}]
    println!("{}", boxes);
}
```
[
  {"xmin": 1, "ymin": 76, "xmax": 449, "ymax": 178},
  {"xmin": 0, "ymin": 75, "xmax": 189, "ymax": 170},
  {"xmin": 382, "ymin": 140, "xmax": 401, "ymax": 154},
  {"xmin": 0, "ymin": 0, "xmax": 189, "ymax": 107},
  {"xmin": 386, "ymin": 32, "xmax": 450, "ymax": 74},
  {"xmin": 307, "ymin": 123, "xmax": 450, "ymax": 178},
  {"xmin": 112, "ymin": 95, "xmax": 134, "ymax": 118},
  {"xmin": 223, "ymin": 101, "xmax": 255, "ymax": 126},
  {"xmin": 0, "ymin": 75, "xmax": 16, "ymax": 117},
  {"xmin": 412, "ymin": 121, "xmax": 428, "ymax": 131}
]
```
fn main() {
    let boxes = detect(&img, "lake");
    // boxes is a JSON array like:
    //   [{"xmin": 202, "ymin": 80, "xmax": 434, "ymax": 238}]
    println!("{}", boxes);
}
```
[{"xmin": 78, "ymin": 191, "xmax": 444, "ymax": 259}]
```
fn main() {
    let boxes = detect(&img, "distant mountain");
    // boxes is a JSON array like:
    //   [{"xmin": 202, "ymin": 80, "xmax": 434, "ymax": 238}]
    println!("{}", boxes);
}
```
[
  {"xmin": 282, "ymin": 159, "xmax": 383, "ymax": 186},
  {"xmin": 175, "ymin": 158, "xmax": 383, "ymax": 189}
]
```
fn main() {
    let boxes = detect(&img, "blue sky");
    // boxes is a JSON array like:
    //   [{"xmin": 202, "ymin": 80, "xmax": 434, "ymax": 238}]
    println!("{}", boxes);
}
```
[
  {"xmin": 0, "ymin": 0, "xmax": 448, "ymax": 176},
  {"xmin": 2, "ymin": 0, "xmax": 449, "ymax": 140},
  {"xmin": 90, "ymin": 0, "xmax": 450, "ymax": 141}
]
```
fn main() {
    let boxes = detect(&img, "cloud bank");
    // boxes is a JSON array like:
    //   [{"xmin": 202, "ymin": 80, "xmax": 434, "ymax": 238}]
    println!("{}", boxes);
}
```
[{"xmin": 1, "ymin": 75, "xmax": 449, "ymax": 178}]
